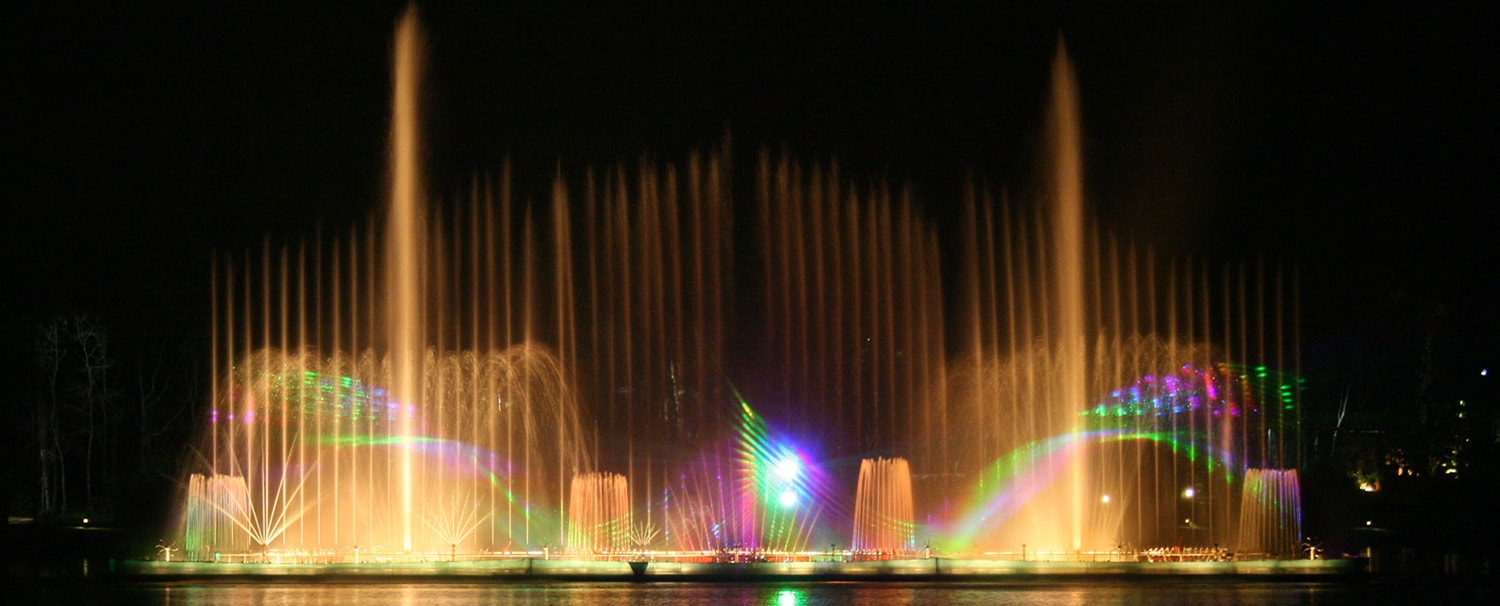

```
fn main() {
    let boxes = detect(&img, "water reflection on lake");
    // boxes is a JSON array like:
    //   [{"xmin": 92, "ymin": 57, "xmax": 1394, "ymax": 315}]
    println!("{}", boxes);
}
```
[{"xmin": 16, "ymin": 580, "xmax": 1492, "ymax": 606}]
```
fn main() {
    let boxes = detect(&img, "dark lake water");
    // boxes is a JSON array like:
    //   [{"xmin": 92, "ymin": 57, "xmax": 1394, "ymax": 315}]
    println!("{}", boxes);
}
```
[{"xmin": 12, "ymin": 580, "xmax": 1493, "ymax": 606}]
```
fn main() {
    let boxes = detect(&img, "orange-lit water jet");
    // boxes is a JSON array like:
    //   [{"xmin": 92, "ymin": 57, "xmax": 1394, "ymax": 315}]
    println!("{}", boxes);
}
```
[
  {"xmin": 388, "ymin": 4, "xmax": 425, "ymax": 554},
  {"xmin": 852, "ymin": 458, "xmax": 914, "ymax": 553},
  {"xmin": 1050, "ymin": 39, "xmax": 1088, "ymax": 553},
  {"xmin": 567, "ymin": 472, "xmax": 630, "ymax": 553}
]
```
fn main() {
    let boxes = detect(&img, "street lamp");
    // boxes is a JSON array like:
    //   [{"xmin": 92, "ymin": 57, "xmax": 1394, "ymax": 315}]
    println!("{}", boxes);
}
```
[{"xmin": 1179, "ymin": 487, "xmax": 1198, "ymax": 546}]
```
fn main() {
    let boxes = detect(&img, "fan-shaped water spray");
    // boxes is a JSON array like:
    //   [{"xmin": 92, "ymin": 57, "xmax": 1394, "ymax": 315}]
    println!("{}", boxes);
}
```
[{"xmin": 852, "ymin": 458, "xmax": 914, "ymax": 553}]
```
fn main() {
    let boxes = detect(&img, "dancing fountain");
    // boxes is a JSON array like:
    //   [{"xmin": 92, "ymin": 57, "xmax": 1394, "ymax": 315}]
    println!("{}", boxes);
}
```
[{"xmin": 171, "ymin": 7, "xmax": 1316, "ymax": 575}]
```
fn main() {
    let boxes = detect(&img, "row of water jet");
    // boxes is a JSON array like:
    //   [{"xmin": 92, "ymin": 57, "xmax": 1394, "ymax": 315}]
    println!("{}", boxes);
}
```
[
  {"xmin": 754, "ymin": 151, "xmax": 948, "ymax": 489},
  {"xmin": 560, "ymin": 147, "xmax": 738, "ymax": 550},
  {"xmin": 436, "ymin": 143, "xmax": 935, "ymax": 552},
  {"xmin": 741, "ymin": 150, "xmax": 950, "ymax": 553}
]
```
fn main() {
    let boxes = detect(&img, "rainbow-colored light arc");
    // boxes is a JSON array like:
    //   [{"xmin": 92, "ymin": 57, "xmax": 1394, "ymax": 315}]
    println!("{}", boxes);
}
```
[
  {"xmin": 317, "ymin": 415, "xmax": 554, "ymax": 536},
  {"xmin": 943, "ymin": 433, "xmax": 1074, "ymax": 551},
  {"xmin": 201, "ymin": 364, "xmax": 573, "ymax": 551},
  {"xmin": 943, "ymin": 428, "xmax": 1241, "ymax": 552}
]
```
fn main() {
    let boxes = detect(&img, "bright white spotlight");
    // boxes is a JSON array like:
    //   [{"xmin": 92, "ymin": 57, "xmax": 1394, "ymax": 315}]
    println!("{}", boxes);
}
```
[
  {"xmin": 775, "ymin": 455, "xmax": 801, "ymax": 481},
  {"xmin": 779, "ymin": 489, "xmax": 798, "ymax": 508}
]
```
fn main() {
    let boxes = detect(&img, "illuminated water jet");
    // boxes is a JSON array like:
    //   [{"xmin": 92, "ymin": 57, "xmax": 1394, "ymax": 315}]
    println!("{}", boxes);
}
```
[
  {"xmin": 388, "ymin": 5, "xmax": 425, "ymax": 554},
  {"xmin": 181, "ymin": 473, "xmax": 252, "ymax": 560},
  {"xmin": 567, "ymin": 472, "xmax": 630, "ymax": 554},
  {"xmin": 852, "ymin": 457, "xmax": 914, "ymax": 553},
  {"xmin": 1237, "ymin": 468, "xmax": 1301, "ymax": 558}
]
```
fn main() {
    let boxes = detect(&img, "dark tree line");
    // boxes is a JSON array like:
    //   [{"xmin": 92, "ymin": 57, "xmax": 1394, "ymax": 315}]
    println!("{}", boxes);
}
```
[
  {"xmin": 10, "ymin": 313, "xmax": 203, "ymax": 525},
  {"xmin": 1299, "ymin": 283, "xmax": 1498, "ymax": 563},
  {"xmin": 1309, "ymin": 288, "xmax": 1496, "ymax": 484}
]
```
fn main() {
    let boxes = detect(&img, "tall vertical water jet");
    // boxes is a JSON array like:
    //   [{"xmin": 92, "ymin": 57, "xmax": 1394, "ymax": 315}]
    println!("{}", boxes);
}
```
[
  {"xmin": 387, "ymin": 5, "xmax": 425, "ymax": 553},
  {"xmin": 943, "ymin": 38, "xmax": 1304, "ymax": 555},
  {"xmin": 1049, "ymin": 38, "xmax": 1087, "ymax": 552}
]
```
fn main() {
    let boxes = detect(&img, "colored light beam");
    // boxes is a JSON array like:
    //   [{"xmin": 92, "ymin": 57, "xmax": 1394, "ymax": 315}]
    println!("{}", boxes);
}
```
[{"xmin": 942, "ymin": 428, "xmax": 1242, "ymax": 552}]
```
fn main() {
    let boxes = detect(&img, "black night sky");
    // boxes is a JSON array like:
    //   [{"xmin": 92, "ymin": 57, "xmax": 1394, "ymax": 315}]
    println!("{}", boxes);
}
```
[{"xmin": 5, "ymin": 0, "xmax": 1496, "ymax": 502}]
